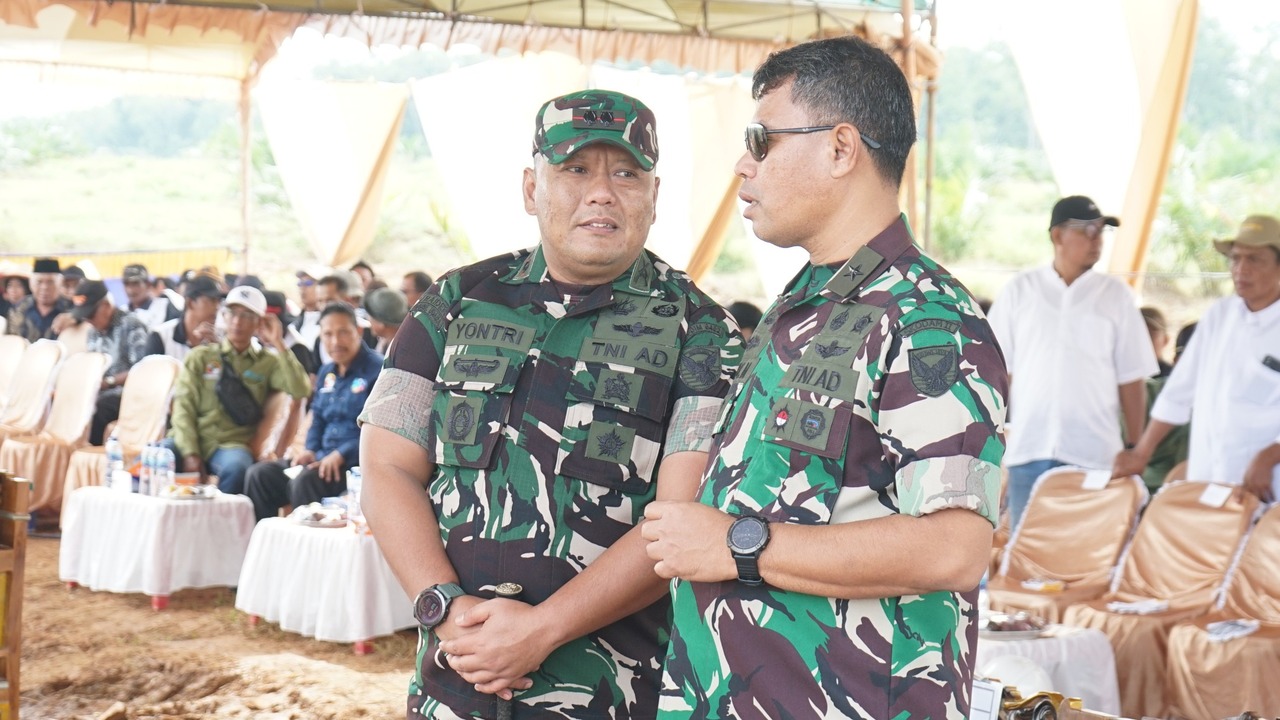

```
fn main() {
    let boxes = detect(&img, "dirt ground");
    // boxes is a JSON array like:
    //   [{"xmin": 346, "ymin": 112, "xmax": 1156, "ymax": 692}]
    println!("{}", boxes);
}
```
[{"xmin": 22, "ymin": 536, "xmax": 418, "ymax": 719}]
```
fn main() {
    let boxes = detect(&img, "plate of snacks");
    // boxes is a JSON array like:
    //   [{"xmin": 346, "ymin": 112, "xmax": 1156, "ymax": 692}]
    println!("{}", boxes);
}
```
[
  {"xmin": 162, "ymin": 484, "xmax": 217, "ymax": 500},
  {"xmin": 292, "ymin": 503, "xmax": 348, "ymax": 528},
  {"xmin": 980, "ymin": 612, "xmax": 1049, "ymax": 640}
]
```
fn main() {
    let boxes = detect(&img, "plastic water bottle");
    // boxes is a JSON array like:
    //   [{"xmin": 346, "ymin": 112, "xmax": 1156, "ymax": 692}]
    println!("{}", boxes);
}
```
[
  {"xmin": 105, "ymin": 435, "xmax": 124, "ymax": 487},
  {"xmin": 138, "ymin": 443, "xmax": 154, "ymax": 496},
  {"xmin": 159, "ymin": 445, "xmax": 176, "ymax": 488},
  {"xmin": 345, "ymin": 466, "xmax": 363, "ymax": 521}
]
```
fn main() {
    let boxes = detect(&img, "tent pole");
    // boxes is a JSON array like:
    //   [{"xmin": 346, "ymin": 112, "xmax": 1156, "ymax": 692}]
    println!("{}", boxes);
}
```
[
  {"xmin": 239, "ymin": 78, "xmax": 252, "ymax": 275},
  {"xmin": 686, "ymin": 176, "xmax": 743, "ymax": 283},
  {"xmin": 922, "ymin": 4, "xmax": 938, "ymax": 251},
  {"xmin": 900, "ymin": 0, "xmax": 918, "ymax": 234}
]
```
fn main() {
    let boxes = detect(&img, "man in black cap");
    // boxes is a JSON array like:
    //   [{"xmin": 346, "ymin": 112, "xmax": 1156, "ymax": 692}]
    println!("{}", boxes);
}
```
[
  {"xmin": 123, "ymin": 263, "xmax": 180, "ymax": 330},
  {"xmin": 72, "ymin": 280, "xmax": 151, "ymax": 445},
  {"xmin": 987, "ymin": 195, "xmax": 1157, "ymax": 529},
  {"xmin": 6, "ymin": 257, "xmax": 74, "ymax": 342},
  {"xmin": 145, "ymin": 275, "xmax": 224, "ymax": 361},
  {"xmin": 61, "ymin": 265, "xmax": 87, "ymax": 299}
]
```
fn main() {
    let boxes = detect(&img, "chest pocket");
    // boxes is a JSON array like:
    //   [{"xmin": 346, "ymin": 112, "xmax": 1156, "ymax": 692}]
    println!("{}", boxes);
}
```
[
  {"xmin": 431, "ymin": 316, "xmax": 536, "ymax": 470},
  {"xmin": 555, "ymin": 331, "xmax": 677, "ymax": 494},
  {"xmin": 757, "ymin": 303, "xmax": 877, "ymax": 460}
]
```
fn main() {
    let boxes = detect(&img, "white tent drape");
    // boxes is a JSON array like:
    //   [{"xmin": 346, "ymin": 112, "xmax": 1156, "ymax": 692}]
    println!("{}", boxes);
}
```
[
  {"xmin": 411, "ymin": 52, "xmax": 756, "ymax": 271},
  {"xmin": 1006, "ymin": 0, "xmax": 1197, "ymax": 278},
  {"xmin": 256, "ymin": 79, "xmax": 408, "ymax": 267}
]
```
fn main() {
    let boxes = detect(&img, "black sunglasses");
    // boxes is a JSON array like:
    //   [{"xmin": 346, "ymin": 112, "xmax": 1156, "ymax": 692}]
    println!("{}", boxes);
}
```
[{"xmin": 743, "ymin": 122, "xmax": 881, "ymax": 162}]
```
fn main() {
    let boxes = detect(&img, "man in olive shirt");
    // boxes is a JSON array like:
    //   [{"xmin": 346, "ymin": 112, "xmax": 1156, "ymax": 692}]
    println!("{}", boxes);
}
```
[{"xmin": 164, "ymin": 286, "xmax": 311, "ymax": 494}]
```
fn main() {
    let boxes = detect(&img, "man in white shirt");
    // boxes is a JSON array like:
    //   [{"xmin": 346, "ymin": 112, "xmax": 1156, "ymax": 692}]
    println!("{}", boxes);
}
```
[
  {"xmin": 988, "ymin": 195, "xmax": 1157, "ymax": 529},
  {"xmin": 1115, "ymin": 215, "xmax": 1280, "ymax": 502}
]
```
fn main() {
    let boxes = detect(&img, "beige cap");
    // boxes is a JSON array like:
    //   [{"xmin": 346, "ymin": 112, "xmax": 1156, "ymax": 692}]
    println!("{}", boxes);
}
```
[{"xmin": 1214, "ymin": 214, "xmax": 1280, "ymax": 256}]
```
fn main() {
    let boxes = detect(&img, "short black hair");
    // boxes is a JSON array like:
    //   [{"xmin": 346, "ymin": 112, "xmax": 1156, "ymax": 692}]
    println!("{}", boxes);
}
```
[
  {"xmin": 1174, "ymin": 321, "xmax": 1197, "ymax": 363},
  {"xmin": 751, "ymin": 36, "xmax": 916, "ymax": 186},
  {"xmin": 350, "ymin": 260, "xmax": 374, "ymax": 274},
  {"xmin": 404, "ymin": 271, "xmax": 434, "ymax": 293},
  {"xmin": 727, "ymin": 301, "xmax": 763, "ymax": 331},
  {"xmin": 319, "ymin": 301, "xmax": 358, "ymax": 326}
]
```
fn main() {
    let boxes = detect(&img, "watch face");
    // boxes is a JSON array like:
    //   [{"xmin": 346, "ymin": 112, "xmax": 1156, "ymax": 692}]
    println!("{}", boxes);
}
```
[
  {"xmin": 729, "ymin": 517, "xmax": 767, "ymax": 553},
  {"xmin": 415, "ymin": 588, "xmax": 448, "ymax": 627}
]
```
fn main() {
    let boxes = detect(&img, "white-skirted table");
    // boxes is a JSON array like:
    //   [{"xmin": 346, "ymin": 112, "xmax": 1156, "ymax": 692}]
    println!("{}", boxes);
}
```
[
  {"xmin": 59, "ymin": 486, "xmax": 256, "ymax": 610},
  {"xmin": 234, "ymin": 517, "xmax": 416, "ymax": 654},
  {"xmin": 976, "ymin": 624, "xmax": 1121, "ymax": 716}
]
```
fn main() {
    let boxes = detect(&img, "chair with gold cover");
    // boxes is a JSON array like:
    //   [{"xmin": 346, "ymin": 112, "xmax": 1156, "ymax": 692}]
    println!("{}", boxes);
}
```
[
  {"xmin": 249, "ymin": 392, "xmax": 303, "ymax": 462},
  {"xmin": 988, "ymin": 468, "xmax": 1147, "ymax": 622},
  {"xmin": 1061, "ymin": 480, "xmax": 1260, "ymax": 720},
  {"xmin": 0, "ymin": 336, "xmax": 28, "ymax": 410},
  {"xmin": 0, "ymin": 352, "xmax": 110, "ymax": 519},
  {"xmin": 0, "ymin": 471, "xmax": 31, "ymax": 719},
  {"xmin": 1163, "ymin": 460, "xmax": 1188, "ymax": 484},
  {"xmin": 60, "ymin": 355, "xmax": 181, "ymax": 518},
  {"xmin": 1165, "ymin": 503, "xmax": 1280, "ymax": 720},
  {"xmin": 55, "ymin": 320, "xmax": 91, "ymax": 355},
  {"xmin": 0, "ymin": 339, "xmax": 64, "ymax": 449}
]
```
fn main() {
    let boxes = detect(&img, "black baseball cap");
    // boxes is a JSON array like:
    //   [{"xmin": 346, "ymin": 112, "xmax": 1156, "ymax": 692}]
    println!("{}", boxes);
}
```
[
  {"xmin": 122, "ymin": 264, "xmax": 150, "ymax": 283},
  {"xmin": 62, "ymin": 265, "xmax": 87, "ymax": 281},
  {"xmin": 1049, "ymin": 195, "xmax": 1120, "ymax": 230},
  {"xmin": 71, "ymin": 280, "xmax": 109, "ymax": 320},
  {"xmin": 184, "ymin": 275, "xmax": 225, "ymax": 301}
]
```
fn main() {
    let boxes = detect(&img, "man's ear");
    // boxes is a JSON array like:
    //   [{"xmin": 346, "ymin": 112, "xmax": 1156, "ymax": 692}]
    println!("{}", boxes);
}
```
[
  {"xmin": 522, "ymin": 166, "xmax": 538, "ymax": 216},
  {"xmin": 829, "ymin": 124, "xmax": 861, "ymax": 179}
]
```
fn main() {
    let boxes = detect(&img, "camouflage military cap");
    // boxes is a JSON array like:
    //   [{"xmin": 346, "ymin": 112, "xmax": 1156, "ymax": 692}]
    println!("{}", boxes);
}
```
[{"xmin": 532, "ymin": 90, "xmax": 659, "ymax": 171}]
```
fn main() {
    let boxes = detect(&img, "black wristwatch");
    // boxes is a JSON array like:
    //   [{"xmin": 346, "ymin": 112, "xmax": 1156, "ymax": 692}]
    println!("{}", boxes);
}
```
[
  {"xmin": 726, "ymin": 515, "xmax": 770, "ymax": 586},
  {"xmin": 413, "ymin": 582, "xmax": 465, "ymax": 631}
]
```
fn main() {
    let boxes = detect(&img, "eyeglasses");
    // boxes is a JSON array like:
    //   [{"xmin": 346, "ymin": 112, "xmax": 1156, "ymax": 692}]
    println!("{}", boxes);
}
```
[
  {"xmin": 744, "ymin": 122, "xmax": 881, "ymax": 162},
  {"xmin": 297, "ymin": 278, "xmax": 316, "ymax": 288},
  {"xmin": 1060, "ymin": 220, "xmax": 1109, "ymax": 239}
]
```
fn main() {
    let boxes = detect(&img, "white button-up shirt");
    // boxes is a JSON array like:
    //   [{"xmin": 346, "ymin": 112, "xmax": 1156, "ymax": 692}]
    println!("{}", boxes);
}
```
[
  {"xmin": 1151, "ymin": 294, "xmax": 1280, "ymax": 495},
  {"xmin": 988, "ymin": 265, "xmax": 1157, "ymax": 468}
]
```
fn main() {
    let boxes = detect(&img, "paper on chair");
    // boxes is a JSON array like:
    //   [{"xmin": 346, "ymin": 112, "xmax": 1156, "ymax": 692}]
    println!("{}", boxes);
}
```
[
  {"xmin": 1081, "ymin": 470, "xmax": 1111, "ymax": 490},
  {"xmin": 1021, "ymin": 578, "xmax": 1066, "ymax": 593},
  {"xmin": 1199, "ymin": 483, "xmax": 1232, "ymax": 508},
  {"xmin": 1206, "ymin": 618, "xmax": 1260, "ymax": 642},
  {"xmin": 1106, "ymin": 599, "xmax": 1169, "ymax": 614}
]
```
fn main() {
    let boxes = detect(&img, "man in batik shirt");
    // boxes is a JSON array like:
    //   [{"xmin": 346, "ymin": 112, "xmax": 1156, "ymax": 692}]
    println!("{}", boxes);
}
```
[
  {"xmin": 642, "ymin": 37, "xmax": 1008, "ymax": 720},
  {"xmin": 358, "ymin": 89, "xmax": 742, "ymax": 719}
]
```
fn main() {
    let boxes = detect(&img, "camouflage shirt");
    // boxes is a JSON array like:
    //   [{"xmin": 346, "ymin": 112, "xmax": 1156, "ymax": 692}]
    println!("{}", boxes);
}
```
[
  {"xmin": 659, "ymin": 217, "xmax": 1008, "ymax": 720},
  {"xmin": 359, "ymin": 246, "xmax": 742, "ymax": 720}
]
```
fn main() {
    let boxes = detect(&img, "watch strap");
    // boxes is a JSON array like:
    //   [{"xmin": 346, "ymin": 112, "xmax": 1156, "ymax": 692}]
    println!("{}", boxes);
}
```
[{"xmin": 732, "ymin": 552, "xmax": 764, "ymax": 586}]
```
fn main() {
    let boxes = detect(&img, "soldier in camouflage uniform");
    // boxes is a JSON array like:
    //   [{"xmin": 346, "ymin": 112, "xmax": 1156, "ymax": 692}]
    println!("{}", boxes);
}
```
[
  {"xmin": 641, "ymin": 37, "xmax": 1008, "ymax": 719},
  {"xmin": 358, "ymin": 89, "xmax": 742, "ymax": 719}
]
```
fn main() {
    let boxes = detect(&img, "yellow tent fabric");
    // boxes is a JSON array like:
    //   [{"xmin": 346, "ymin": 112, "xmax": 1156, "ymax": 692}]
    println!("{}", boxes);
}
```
[{"xmin": 0, "ymin": 249, "xmax": 234, "ymax": 280}]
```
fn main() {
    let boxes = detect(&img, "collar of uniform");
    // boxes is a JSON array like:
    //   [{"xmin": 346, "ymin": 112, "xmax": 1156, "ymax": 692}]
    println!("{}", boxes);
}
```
[
  {"xmin": 504, "ymin": 244, "xmax": 658, "ymax": 297},
  {"xmin": 131, "ymin": 297, "xmax": 153, "ymax": 311},
  {"xmin": 814, "ymin": 214, "xmax": 915, "ymax": 303},
  {"xmin": 218, "ymin": 338, "xmax": 261, "ymax": 360}
]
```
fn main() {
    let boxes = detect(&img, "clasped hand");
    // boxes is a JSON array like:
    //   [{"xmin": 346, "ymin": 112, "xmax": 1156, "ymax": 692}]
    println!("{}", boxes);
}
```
[
  {"xmin": 641, "ymin": 501, "xmax": 737, "ymax": 583},
  {"xmin": 437, "ymin": 597, "xmax": 549, "ymax": 699}
]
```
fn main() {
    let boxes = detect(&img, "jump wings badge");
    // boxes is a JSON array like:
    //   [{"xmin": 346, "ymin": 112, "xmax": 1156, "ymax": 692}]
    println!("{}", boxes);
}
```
[{"xmin": 908, "ymin": 345, "xmax": 958, "ymax": 397}]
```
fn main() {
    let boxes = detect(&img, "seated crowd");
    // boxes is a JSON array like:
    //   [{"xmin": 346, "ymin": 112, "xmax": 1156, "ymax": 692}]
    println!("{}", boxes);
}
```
[{"xmin": 2, "ymin": 257, "xmax": 427, "ymax": 528}]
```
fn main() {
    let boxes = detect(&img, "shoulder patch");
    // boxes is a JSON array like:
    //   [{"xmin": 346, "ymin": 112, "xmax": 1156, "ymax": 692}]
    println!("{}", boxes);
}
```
[
  {"xmin": 414, "ymin": 294, "xmax": 451, "ymax": 331},
  {"xmin": 902, "ymin": 318, "xmax": 961, "ymax": 337},
  {"xmin": 678, "ymin": 346, "xmax": 721, "ymax": 392},
  {"xmin": 909, "ymin": 345, "xmax": 958, "ymax": 397}
]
